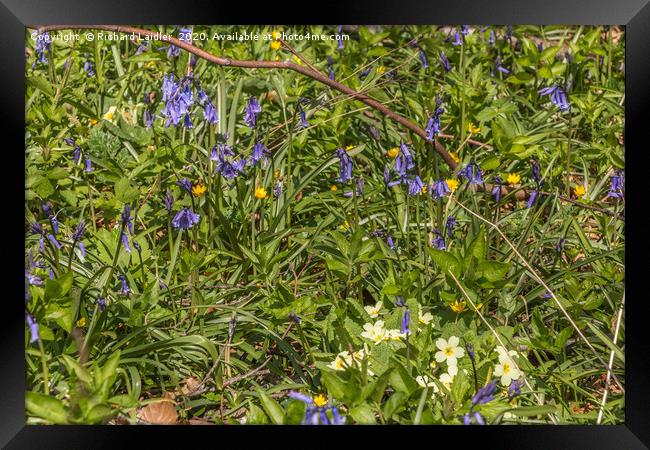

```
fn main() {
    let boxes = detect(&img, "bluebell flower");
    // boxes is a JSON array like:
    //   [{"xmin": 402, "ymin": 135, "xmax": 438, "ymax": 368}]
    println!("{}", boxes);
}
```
[
  {"xmin": 327, "ymin": 55, "xmax": 335, "ymax": 80},
  {"xmin": 439, "ymin": 51, "xmax": 451, "ymax": 72},
  {"xmin": 495, "ymin": 57, "xmax": 510, "ymax": 75},
  {"xmin": 135, "ymin": 42, "xmax": 149, "ymax": 55},
  {"xmin": 25, "ymin": 270, "xmax": 44, "ymax": 287},
  {"xmin": 471, "ymin": 381, "xmax": 498, "ymax": 406},
  {"xmin": 425, "ymin": 97, "xmax": 444, "ymax": 141},
  {"xmin": 452, "ymin": 30, "xmax": 463, "ymax": 46},
  {"xmin": 273, "ymin": 181, "xmax": 283, "ymax": 199},
  {"xmin": 489, "ymin": 29, "xmax": 495, "ymax": 46},
  {"xmin": 383, "ymin": 165, "xmax": 391, "ymax": 186},
  {"xmin": 72, "ymin": 220, "xmax": 85, "ymax": 241},
  {"xmin": 119, "ymin": 274, "xmax": 130, "ymax": 295},
  {"xmin": 431, "ymin": 229, "xmax": 446, "ymax": 250},
  {"xmin": 343, "ymin": 177, "xmax": 365, "ymax": 197},
  {"xmin": 26, "ymin": 313, "xmax": 39, "ymax": 343},
  {"xmin": 556, "ymin": 238, "xmax": 566, "ymax": 253},
  {"xmin": 84, "ymin": 60, "xmax": 95, "ymax": 77},
  {"xmin": 97, "ymin": 295, "xmax": 106, "ymax": 312},
  {"xmin": 122, "ymin": 204, "xmax": 134, "ymax": 235},
  {"xmin": 299, "ymin": 107, "xmax": 309, "ymax": 128},
  {"xmin": 408, "ymin": 175, "xmax": 424, "ymax": 196},
  {"xmin": 473, "ymin": 412, "xmax": 485, "ymax": 425},
  {"xmin": 164, "ymin": 189, "xmax": 174, "ymax": 213},
  {"xmin": 79, "ymin": 241, "xmax": 86, "ymax": 257},
  {"xmin": 335, "ymin": 148, "xmax": 353, "ymax": 183},
  {"xmin": 289, "ymin": 312, "xmax": 301, "ymax": 324},
  {"xmin": 527, "ymin": 190, "xmax": 539, "ymax": 208},
  {"xmin": 531, "ymin": 159, "xmax": 542, "ymax": 185},
  {"xmin": 395, "ymin": 296, "xmax": 406, "ymax": 307},
  {"xmin": 459, "ymin": 162, "xmax": 483, "ymax": 185},
  {"xmin": 177, "ymin": 178, "xmax": 192, "ymax": 194},
  {"xmin": 395, "ymin": 143, "xmax": 415, "ymax": 176},
  {"xmin": 508, "ymin": 379, "xmax": 523, "ymax": 400},
  {"xmin": 122, "ymin": 232, "xmax": 131, "ymax": 253},
  {"xmin": 538, "ymin": 85, "xmax": 570, "ymax": 111},
  {"xmin": 249, "ymin": 141, "xmax": 269, "ymax": 167},
  {"xmin": 32, "ymin": 32, "xmax": 51, "ymax": 67},
  {"xmin": 30, "ymin": 222, "xmax": 44, "ymax": 236},
  {"xmin": 492, "ymin": 175, "xmax": 503, "ymax": 202},
  {"xmin": 445, "ymin": 216, "xmax": 457, "ymax": 238},
  {"xmin": 432, "ymin": 179, "xmax": 450, "ymax": 199},
  {"xmin": 47, "ymin": 234, "xmax": 62, "ymax": 250},
  {"xmin": 145, "ymin": 108, "xmax": 155, "ymax": 128},
  {"xmin": 172, "ymin": 208, "xmax": 201, "ymax": 230},
  {"xmin": 387, "ymin": 236, "xmax": 395, "ymax": 250},
  {"xmin": 608, "ymin": 170, "xmax": 624, "ymax": 198},
  {"xmin": 358, "ymin": 66, "xmax": 372, "ymax": 80},
  {"xmin": 244, "ymin": 97, "xmax": 262, "ymax": 128},
  {"xmin": 85, "ymin": 157, "xmax": 93, "ymax": 173},
  {"xmin": 337, "ymin": 25, "xmax": 345, "ymax": 50},
  {"xmin": 204, "ymin": 100, "xmax": 219, "ymax": 124},
  {"xmin": 461, "ymin": 25, "xmax": 469, "ymax": 35},
  {"xmin": 49, "ymin": 268, "xmax": 55, "ymax": 279},
  {"xmin": 465, "ymin": 342, "xmax": 475, "ymax": 361},
  {"xmin": 213, "ymin": 144, "xmax": 247, "ymax": 180},
  {"xmin": 418, "ymin": 49, "xmax": 429, "ymax": 69},
  {"xmin": 401, "ymin": 308, "xmax": 411, "ymax": 335},
  {"xmin": 197, "ymin": 88, "xmax": 208, "ymax": 105}
]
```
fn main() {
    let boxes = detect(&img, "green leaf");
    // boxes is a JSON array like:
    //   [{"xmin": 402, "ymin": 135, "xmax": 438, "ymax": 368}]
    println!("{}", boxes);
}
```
[
  {"xmin": 320, "ymin": 371, "xmax": 349, "ymax": 401},
  {"xmin": 502, "ymin": 405, "xmax": 557, "ymax": 418},
  {"xmin": 475, "ymin": 261, "xmax": 510, "ymax": 282},
  {"xmin": 349, "ymin": 403, "xmax": 377, "ymax": 424},
  {"xmin": 428, "ymin": 247, "xmax": 461, "ymax": 277},
  {"xmin": 256, "ymin": 388, "xmax": 284, "ymax": 425},
  {"xmin": 26, "ymin": 392, "xmax": 69, "ymax": 424}
]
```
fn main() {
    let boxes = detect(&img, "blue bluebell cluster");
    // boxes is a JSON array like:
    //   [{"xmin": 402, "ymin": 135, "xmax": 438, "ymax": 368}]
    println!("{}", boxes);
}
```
[
  {"xmin": 288, "ymin": 392, "xmax": 346, "ymax": 425},
  {"xmin": 212, "ymin": 144, "xmax": 248, "ymax": 180}
]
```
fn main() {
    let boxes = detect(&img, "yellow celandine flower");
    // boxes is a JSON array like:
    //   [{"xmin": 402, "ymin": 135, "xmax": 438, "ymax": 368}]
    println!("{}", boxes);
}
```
[
  {"xmin": 420, "ymin": 185, "xmax": 428, "ymax": 195},
  {"xmin": 446, "ymin": 178, "xmax": 459, "ymax": 192},
  {"xmin": 270, "ymin": 40, "xmax": 281, "ymax": 51},
  {"xmin": 89, "ymin": 118, "xmax": 98, "ymax": 126},
  {"xmin": 449, "ymin": 152, "xmax": 460, "ymax": 164},
  {"xmin": 377, "ymin": 66, "xmax": 386, "ymax": 75},
  {"xmin": 145, "ymin": 61, "xmax": 156, "ymax": 68},
  {"xmin": 345, "ymin": 145, "xmax": 354, "ymax": 151},
  {"xmin": 574, "ymin": 185, "xmax": 586, "ymax": 197},
  {"xmin": 292, "ymin": 55, "xmax": 302, "ymax": 65},
  {"xmin": 255, "ymin": 187, "xmax": 268, "ymax": 199},
  {"xmin": 330, "ymin": 185, "xmax": 338, "ymax": 192},
  {"xmin": 272, "ymin": 31, "xmax": 282, "ymax": 40},
  {"xmin": 450, "ymin": 300, "xmax": 467, "ymax": 313},
  {"xmin": 192, "ymin": 181, "xmax": 207, "ymax": 197},
  {"xmin": 313, "ymin": 394, "xmax": 328, "ymax": 407},
  {"xmin": 339, "ymin": 220, "xmax": 350, "ymax": 230},
  {"xmin": 386, "ymin": 147, "xmax": 399, "ymax": 158},
  {"xmin": 77, "ymin": 317, "xmax": 86, "ymax": 327},
  {"xmin": 506, "ymin": 173, "xmax": 521, "ymax": 185},
  {"xmin": 467, "ymin": 123, "xmax": 481, "ymax": 134}
]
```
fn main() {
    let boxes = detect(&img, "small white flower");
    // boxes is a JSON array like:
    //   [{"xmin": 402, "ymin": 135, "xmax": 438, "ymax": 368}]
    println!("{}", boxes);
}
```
[
  {"xmin": 435, "ymin": 336, "xmax": 465, "ymax": 366},
  {"xmin": 328, "ymin": 351, "xmax": 352, "ymax": 371},
  {"xmin": 364, "ymin": 301, "xmax": 383, "ymax": 318},
  {"xmin": 361, "ymin": 320, "xmax": 387, "ymax": 344},
  {"xmin": 439, "ymin": 367, "xmax": 457, "ymax": 390},
  {"xmin": 418, "ymin": 309, "xmax": 433, "ymax": 325},
  {"xmin": 387, "ymin": 329, "xmax": 406, "ymax": 341},
  {"xmin": 416, "ymin": 375, "xmax": 440, "ymax": 397},
  {"xmin": 103, "ymin": 105, "xmax": 117, "ymax": 121},
  {"xmin": 493, "ymin": 352, "xmax": 522, "ymax": 387}
]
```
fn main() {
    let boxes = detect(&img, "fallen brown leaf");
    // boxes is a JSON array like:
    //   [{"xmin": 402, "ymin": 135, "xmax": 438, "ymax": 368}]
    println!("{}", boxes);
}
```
[
  {"xmin": 138, "ymin": 394, "xmax": 178, "ymax": 425},
  {"xmin": 180, "ymin": 377, "xmax": 201, "ymax": 396}
]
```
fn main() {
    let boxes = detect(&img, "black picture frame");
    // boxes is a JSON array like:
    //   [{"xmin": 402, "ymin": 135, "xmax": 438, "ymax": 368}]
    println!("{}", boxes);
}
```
[{"xmin": 2, "ymin": 1, "xmax": 647, "ymax": 447}]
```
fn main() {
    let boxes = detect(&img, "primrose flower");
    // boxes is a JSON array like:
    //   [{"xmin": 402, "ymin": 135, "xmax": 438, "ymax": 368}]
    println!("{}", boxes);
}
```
[
  {"xmin": 418, "ymin": 309, "xmax": 433, "ymax": 325},
  {"xmin": 439, "ymin": 365, "xmax": 459, "ymax": 390},
  {"xmin": 361, "ymin": 320, "xmax": 388, "ymax": 344},
  {"xmin": 538, "ymin": 84, "xmax": 570, "ymax": 111},
  {"xmin": 435, "ymin": 336, "xmax": 465, "ymax": 366},
  {"xmin": 172, "ymin": 208, "xmax": 201, "ymax": 230},
  {"xmin": 244, "ymin": 97, "xmax": 262, "ymax": 128},
  {"xmin": 335, "ymin": 148, "xmax": 353, "ymax": 183},
  {"xmin": 494, "ymin": 352, "xmax": 522, "ymax": 386},
  {"xmin": 608, "ymin": 170, "xmax": 624, "ymax": 198},
  {"xmin": 439, "ymin": 51, "xmax": 451, "ymax": 71},
  {"xmin": 506, "ymin": 173, "xmax": 520, "ymax": 185},
  {"xmin": 364, "ymin": 301, "xmax": 383, "ymax": 319},
  {"xmin": 495, "ymin": 346, "xmax": 518, "ymax": 360}
]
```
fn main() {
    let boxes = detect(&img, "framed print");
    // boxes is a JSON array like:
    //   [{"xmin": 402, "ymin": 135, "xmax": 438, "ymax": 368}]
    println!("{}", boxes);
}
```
[{"xmin": 1, "ymin": 0, "xmax": 648, "ymax": 447}]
